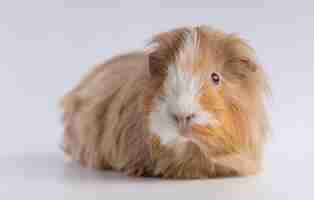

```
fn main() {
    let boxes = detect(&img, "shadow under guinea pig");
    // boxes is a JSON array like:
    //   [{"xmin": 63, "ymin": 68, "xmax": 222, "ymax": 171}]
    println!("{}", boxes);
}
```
[{"xmin": 0, "ymin": 152, "xmax": 258, "ymax": 184}]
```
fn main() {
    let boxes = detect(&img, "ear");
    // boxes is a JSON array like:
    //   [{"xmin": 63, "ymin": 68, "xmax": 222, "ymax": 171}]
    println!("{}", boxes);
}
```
[
  {"xmin": 147, "ymin": 28, "xmax": 189, "ymax": 77},
  {"xmin": 223, "ymin": 36, "xmax": 258, "ymax": 80},
  {"xmin": 148, "ymin": 48, "xmax": 167, "ymax": 77},
  {"xmin": 225, "ymin": 57, "xmax": 258, "ymax": 80}
]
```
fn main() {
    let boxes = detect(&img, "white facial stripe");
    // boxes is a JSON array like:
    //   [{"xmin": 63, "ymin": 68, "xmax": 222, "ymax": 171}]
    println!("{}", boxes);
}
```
[{"xmin": 165, "ymin": 65, "xmax": 202, "ymax": 115}]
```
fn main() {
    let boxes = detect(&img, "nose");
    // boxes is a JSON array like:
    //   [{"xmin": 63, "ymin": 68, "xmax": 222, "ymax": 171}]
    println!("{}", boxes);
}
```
[{"xmin": 172, "ymin": 113, "xmax": 195, "ymax": 130}]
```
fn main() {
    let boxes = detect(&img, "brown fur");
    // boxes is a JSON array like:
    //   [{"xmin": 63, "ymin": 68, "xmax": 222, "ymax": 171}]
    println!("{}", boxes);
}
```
[{"xmin": 61, "ymin": 26, "xmax": 269, "ymax": 179}]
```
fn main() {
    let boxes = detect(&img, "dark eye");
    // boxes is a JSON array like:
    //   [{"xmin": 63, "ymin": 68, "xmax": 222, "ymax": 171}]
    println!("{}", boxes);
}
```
[{"xmin": 210, "ymin": 72, "xmax": 221, "ymax": 85}]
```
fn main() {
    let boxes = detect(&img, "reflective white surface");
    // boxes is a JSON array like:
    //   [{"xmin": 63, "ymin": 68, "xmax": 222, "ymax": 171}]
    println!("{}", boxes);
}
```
[{"xmin": 0, "ymin": 1, "xmax": 313, "ymax": 199}]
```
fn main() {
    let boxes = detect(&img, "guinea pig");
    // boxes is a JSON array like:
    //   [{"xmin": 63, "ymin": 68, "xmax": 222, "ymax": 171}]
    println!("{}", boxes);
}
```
[{"xmin": 60, "ymin": 25, "xmax": 269, "ymax": 179}]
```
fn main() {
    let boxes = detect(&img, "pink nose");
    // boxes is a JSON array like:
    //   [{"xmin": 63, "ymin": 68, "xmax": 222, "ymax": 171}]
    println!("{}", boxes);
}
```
[{"xmin": 172, "ymin": 113, "xmax": 195, "ymax": 133}]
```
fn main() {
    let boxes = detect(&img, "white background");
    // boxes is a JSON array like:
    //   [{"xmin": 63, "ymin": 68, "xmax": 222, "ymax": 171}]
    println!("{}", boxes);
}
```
[{"xmin": 1, "ymin": 1, "xmax": 313, "ymax": 199}]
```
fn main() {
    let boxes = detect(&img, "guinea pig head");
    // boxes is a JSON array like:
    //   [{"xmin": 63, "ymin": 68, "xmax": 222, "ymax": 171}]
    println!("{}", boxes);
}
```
[{"xmin": 144, "ymin": 26, "xmax": 268, "ymax": 160}]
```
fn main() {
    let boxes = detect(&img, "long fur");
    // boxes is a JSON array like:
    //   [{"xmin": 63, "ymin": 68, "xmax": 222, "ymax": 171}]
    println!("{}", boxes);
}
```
[{"xmin": 60, "ymin": 26, "xmax": 269, "ymax": 179}]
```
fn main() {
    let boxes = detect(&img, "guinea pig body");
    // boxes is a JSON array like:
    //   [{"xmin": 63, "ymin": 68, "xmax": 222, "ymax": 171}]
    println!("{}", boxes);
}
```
[{"xmin": 61, "ymin": 26, "xmax": 269, "ymax": 179}]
